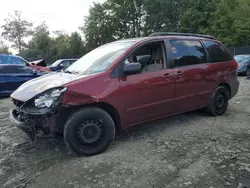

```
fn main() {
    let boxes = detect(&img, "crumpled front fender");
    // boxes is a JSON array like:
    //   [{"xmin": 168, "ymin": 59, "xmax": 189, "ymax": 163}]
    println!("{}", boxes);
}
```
[{"xmin": 61, "ymin": 90, "xmax": 100, "ymax": 106}]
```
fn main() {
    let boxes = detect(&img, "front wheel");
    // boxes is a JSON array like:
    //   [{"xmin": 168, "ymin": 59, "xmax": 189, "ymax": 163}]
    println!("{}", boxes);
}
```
[
  {"xmin": 207, "ymin": 86, "xmax": 229, "ymax": 116},
  {"xmin": 64, "ymin": 107, "xmax": 115, "ymax": 156}
]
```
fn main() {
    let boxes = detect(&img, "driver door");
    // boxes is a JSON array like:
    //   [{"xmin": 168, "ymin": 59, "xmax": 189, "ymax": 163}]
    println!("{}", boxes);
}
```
[{"xmin": 117, "ymin": 40, "xmax": 176, "ymax": 126}]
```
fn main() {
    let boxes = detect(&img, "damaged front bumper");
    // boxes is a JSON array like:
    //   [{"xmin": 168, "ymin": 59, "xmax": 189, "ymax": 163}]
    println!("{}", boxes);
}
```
[
  {"xmin": 10, "ymin": 109, "xmax": 37, "ymax": 141},
  {"xmin": 10, "ymin": 103, "xmax": 73, "ymax": 141}
]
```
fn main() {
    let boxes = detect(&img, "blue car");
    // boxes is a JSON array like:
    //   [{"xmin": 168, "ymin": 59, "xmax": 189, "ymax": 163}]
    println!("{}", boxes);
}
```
[
  {"xmin": 235, "ymin": 55, "xmax": 250, "ymax": 76},
  {"xmin": 0, "ymin": 64, "xmax": 45, "ymax": 96}
]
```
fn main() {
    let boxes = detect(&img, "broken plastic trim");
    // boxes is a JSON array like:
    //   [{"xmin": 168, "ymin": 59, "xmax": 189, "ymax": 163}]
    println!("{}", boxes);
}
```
[{"xmin": 20, "ymin": 87, "xmax": 67, "ymax": 115}]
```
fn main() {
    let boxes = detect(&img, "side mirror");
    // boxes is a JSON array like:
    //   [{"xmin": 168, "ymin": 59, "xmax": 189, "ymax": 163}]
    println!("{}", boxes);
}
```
[{"xmin": 124, "ymin": 62, "xmax": 141, "ymax": 75}]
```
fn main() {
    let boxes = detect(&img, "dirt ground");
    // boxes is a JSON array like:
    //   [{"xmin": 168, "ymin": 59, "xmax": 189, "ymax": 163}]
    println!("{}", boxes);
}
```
[{"xmin": 0, "ymin": 77, "xmax": 250, "ymax": 188}]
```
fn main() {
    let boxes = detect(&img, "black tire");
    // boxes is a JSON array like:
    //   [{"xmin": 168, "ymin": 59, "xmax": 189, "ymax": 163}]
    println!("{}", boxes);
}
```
[
  {"xmin": 207, "ymin": 86, "xmax": 229, "ymax": 116},
  {"xmin": 64, "ymin": 107, "xmax": 115, "ymax": 156},
  {"xmin": 246, "ymin": 68, "xmax": 250, "ymax": 76}
]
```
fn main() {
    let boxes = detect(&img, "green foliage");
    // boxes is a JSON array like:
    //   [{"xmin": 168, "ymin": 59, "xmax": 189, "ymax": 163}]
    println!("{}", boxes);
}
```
[
  {"xmin": 82, "ymin": 0, "xmax": 250, "ymax": 48},
  {"xmin": 0, "ymin": 40, "xmax": 11, "ymax": 54},
  {"xmin": 1, "ymin": 11, "xmax": 33, "ymax": 53},
  {"xmin": 19, "ymin": 22, "xmax": 85, "ymax": 64},
  {"xmin": 2, "ymin": 0, "xmax": 250, "ymax": 63}
]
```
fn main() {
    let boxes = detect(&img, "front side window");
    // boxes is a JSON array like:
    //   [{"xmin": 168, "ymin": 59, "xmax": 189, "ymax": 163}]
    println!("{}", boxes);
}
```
[
  {"xmin": 169, "ymin": 40, "xmax": 206, "ymax": 67},
  {"xmin": 67, "ymin": 40, "xmax": 138, "ymax": 75},
  {"xmin": 60, "ymin": 60, "xmax": 71, "ymax": 67},
  {"xmin": 124, "ymin": 41, "xmax": 165, "ymax": 74},
  {"xmin": 203, "ymin": 40, "xmax": 232, "ymax": 63}
]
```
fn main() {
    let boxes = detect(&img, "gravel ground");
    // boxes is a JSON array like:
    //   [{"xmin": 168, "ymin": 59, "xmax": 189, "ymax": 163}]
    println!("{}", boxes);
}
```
[{"xmin": 0, "ymin": 77, "xmax": 250, "ymax": 188}]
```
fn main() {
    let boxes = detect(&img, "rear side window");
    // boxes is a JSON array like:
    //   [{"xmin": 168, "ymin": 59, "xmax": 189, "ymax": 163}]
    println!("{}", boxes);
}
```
[
  {"xmin": 203, "ymin": 40, "xmax": 232, "ymax": 63},
  {"xmin": 169, "ymin": 40, "xmax": 206, "ymax": 67}
]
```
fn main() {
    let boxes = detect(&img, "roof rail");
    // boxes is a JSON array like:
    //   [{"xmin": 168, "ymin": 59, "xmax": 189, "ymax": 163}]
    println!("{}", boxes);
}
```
[{"xmin": 149, "ymin": 32, "xmax": 216, "ymax": 40}]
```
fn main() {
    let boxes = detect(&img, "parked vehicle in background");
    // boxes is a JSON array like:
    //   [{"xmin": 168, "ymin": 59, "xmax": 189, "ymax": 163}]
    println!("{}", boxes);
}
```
[
  {"xmin": 234, "ymin": 55, "xmax": 250, "ymax": 76},
  {"xmin": 0, "ymin": 54, "xmax": 51, "ymax": 72},
  {"xmin": 0, "ymin": 64, "xmax": 46, "ymax": 96},
  {"xmin": 49, "ymin": 59, "xmax": 78, "ymax": 71},
  {"xmin": 10, "ymin": 32, "xmax": 239, "ymax": 156},
  {"xmin": 29, "ymin": 59, "xmax": 47, "ymax": 67}
]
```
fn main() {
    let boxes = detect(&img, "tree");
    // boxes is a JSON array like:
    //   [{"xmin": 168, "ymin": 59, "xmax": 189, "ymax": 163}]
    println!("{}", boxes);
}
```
[
  {"xmin": 179, "ymin": 0, "xmax": 215, "ymax": 34},
  {"xmin": 1, "ymin": 11, "xmax": 33, "ymax": 53},
  {"xmin": 0, "ymin": 40, "xmax": 11, "ymax": 54},
  {"xmin": 81, "ymin": 2, "xmax": 116, "ymax": 51},
  {"xmin": 19, "ymin": 22, "xmax": 52, "ymax": 61},
  {"xmin": 231, "ymin": 0, "xmax": 250, "ymax": 46},
  {"xmin": 69, "ymin": 32, "xmax": 85, "ymax": 57}
]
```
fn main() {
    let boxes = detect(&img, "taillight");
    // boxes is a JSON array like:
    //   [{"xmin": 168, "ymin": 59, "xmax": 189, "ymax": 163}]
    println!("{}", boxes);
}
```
[{"xmin": 232, "ymin": 60, "xmax": 238, "ymax": 69}]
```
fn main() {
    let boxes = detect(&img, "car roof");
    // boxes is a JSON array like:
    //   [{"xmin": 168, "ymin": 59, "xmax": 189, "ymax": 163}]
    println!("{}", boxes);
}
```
[
  {"xmin": 0, "ymin": 54, "xmax": 23, "ymax": 58},
  {"xmin": 234, "ymin": 54, "xmax": 250, "ymax": 56},
  {"xmin": 116, "ymin": 32, "xmax": 219, "ymax": 44}
]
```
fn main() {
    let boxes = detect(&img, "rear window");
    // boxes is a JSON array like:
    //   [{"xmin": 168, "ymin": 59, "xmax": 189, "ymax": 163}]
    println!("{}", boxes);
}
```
[
  {"xmin": 0, "ymin": 55, "xmax": 26, "ymax": 65},
  {"xmin": 203, "ymin": 41, "xmax": 232, "ymax": 63}
]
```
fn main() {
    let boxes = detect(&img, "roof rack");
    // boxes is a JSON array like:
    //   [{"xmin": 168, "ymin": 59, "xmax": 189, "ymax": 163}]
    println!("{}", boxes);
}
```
[{"xmin": 149, "ymin": 32, "xmax": 216, "ymax": 40}]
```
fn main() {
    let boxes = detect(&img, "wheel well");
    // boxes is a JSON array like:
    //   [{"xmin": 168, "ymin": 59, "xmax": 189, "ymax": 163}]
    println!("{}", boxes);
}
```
[
  {"xmin": 219, "ymin": 82, "xmax": 231, "ymax": 98},
  {"xmin": 92, "ymin": 102, "xmax": 121, "ymax": 134},
  {"xmin": 57, "ymin": 103, "xmax": 121, "ymax": 135}
]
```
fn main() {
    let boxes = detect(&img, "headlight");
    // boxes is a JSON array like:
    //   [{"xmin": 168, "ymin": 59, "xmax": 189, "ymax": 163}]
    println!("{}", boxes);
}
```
[{"xmin": 34, "ymin": 87, "xmax": 67, "ymax": 108}]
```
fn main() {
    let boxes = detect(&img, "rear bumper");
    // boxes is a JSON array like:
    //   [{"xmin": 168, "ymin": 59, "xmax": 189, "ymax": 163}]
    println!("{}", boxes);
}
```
[
  {"xmin": 237, "ymin": 67, "xmax": 247, "ymax": 74},
  {"xmin": 230, "ymin": 80, "xmax": 239, "ymax": 99}
]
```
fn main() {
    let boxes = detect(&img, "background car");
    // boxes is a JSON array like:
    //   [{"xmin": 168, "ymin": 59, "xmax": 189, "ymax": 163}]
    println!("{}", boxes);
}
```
[
  {"xmin": 0, "ymin": 64, "xmax": 46, "ymax": 96},
  {"xmin": 49, "ymin": 59, "xmax": 78, "ymax": 71},
  {"xmin": 0, "ymin": 54, "xmax": 51, "ymax": 72},
  {"xmin": 234, "ymin": 54, "xmax": 250, "ymax": 76}
]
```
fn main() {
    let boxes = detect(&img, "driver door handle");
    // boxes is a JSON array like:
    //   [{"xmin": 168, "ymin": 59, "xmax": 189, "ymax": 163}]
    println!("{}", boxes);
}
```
[
  {"xmin": 164, "ymin": 73, "xmax": 173, "ymax": 78},
  {"xmin": 176, "ymin": 70, "xmax": 183, "ymax": 77}
]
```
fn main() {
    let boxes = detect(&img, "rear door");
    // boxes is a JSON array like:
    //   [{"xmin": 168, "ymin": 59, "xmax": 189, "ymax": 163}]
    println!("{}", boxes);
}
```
[
  {"xmin": 202, "ymin": 40, "xmax": 236, "ymax": 96},
  {"xmin": 168, "ymin": 39, "xmax": 210, "ymax": 112}
]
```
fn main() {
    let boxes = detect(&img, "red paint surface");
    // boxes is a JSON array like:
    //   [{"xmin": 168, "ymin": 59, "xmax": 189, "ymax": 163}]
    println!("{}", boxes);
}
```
[
  {"xmin": 30, "ymin": 64, "xmax": 51, "ymax": 72},
  {"xmin": 61, "ymin": 36, "xmax": 239, "ymax": 130}
]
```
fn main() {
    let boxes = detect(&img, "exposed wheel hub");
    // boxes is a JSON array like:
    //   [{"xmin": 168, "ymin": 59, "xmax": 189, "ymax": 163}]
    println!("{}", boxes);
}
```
[
  {"xmin": 215, "ymin": 94, "xmax": 225, "ymax": 108},
  {"xmin": 77, "ymin": 120, "xmax": 103, "ymax": 144}
]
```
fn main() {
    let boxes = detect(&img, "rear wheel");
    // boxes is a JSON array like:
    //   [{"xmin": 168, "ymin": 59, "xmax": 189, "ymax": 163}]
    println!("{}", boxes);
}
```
[
  {"xmin": 207, "ymin": 86, "xmax": 229, "ymax": 116},
  {"xmin": 64, "ymin": 107, "xmax": 115, "ymax": 156}
]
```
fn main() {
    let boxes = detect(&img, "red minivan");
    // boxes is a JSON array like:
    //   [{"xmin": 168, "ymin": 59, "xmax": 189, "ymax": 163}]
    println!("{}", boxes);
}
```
[{"xmin": 10, "ymin": 32, "xmax": 239, "ymax": 156}]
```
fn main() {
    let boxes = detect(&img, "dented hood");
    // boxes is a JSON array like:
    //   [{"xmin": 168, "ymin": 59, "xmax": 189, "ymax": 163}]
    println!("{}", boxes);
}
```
[{"xmin": 11, "ymin": 72, "xmax": 87, "ymax": 102}]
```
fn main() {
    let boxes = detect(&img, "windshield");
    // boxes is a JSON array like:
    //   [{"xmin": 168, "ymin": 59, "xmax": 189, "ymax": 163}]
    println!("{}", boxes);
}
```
[
  {"xmin": 66, "ymin": 40, "xmax": 137, "ymax": 75},
  {"xmin": 50, "ymin": 60, "xmax": 62, "ymax": 67},
  {"xmin": 234, "ymin": 55, "xmax": 250, "ymax": 63}
]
